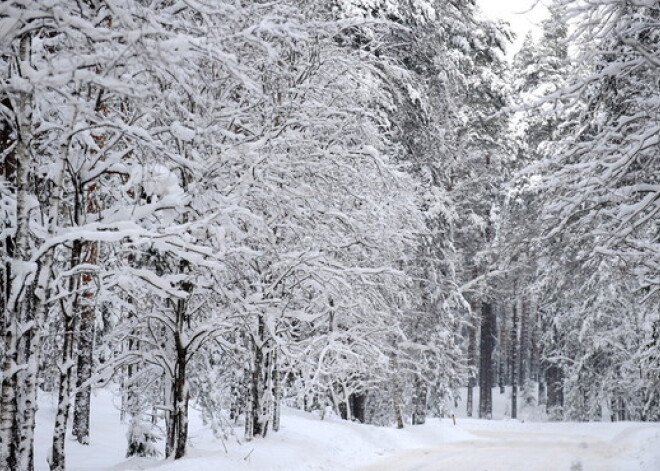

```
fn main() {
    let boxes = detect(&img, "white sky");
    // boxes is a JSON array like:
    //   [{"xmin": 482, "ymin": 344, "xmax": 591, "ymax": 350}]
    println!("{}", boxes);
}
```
[{"xmin": 476, "ymin": 0, "xmax": 549, "ymax": 56}]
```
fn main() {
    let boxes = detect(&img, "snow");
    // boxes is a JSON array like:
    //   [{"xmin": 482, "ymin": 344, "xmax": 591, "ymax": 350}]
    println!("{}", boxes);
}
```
[
  {"xmin": 359, "ymin": 420, "xmax": 660, "ymax": 471},
  {"xmin": 476, "ymin": 0, "xmax": 549, "ymax": 57},
  {"xmin": 33, "ymin": 388, "xmax": 660, "ymax": 471},
  {"xmin": 170, "ymin": 122, "xmax": 196, "ymax": 143}
]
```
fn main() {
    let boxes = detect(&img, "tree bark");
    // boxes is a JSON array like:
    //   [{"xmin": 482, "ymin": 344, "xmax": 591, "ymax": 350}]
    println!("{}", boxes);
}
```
[
  {"xmin": 391, "ymin": 353, "xmax": 405, "ymax": 429},
  {"xmin": 166, "ymin": 296, "xmax": 190, "ymax": 459},
  {"xmin": 249, "ymin": 315, "xmax": 267, "ymax": 438},
  {"xmin": 229, "ymin": 371, "xmax": 243, "ymax": 422},
  {"xmin": 546, "ymin": 364, "xmax": 564, "ymax": 412},
  {"xmin": 173, "ymin": 352, "xmax": 189, "ymax": 460},
  {"xmin": 243, "ymin": 366, "xmax": 254, "ymax": 441},
  {"xmin": 49, "ymin": 307, "xmax": 77, "ymax": 471},
  {"xmin": 0, "ymin": 306, "xmax": 19, "ymax": 471},
  {"xmin": 498, "ymin": 303, "xmax": 507, "ymax": 395},
  {"xmin": 272, "ymin": 349, "xmax": 281, "ymax": 432},
  {"xmin": 72, "ymin": 301, "xmax": 95, "ymax": 444},
  {"xmin": 350, "ymin": 393, "xmax": 366, "ymax": 423},
  {"xmin": 20, "ymin": 151, "xmax": 65, "ymax": 471},
  {"xmin": 479, "ymin": 301, "xmax": 495, "ymax": 419},
  {"xmin": 530, "ymin": 300, "xmax": 541, "ymax": 383},
  {"xmin": 49, "ymin": 235, "xmax": 85, "ymax": 471},
  {"xmin": 511, "ymin": 300, "xmax": 518, "ymax": 420},
  {"xmin": 412, "ymin": 376, "xmax": 427, "ymax": 425},
  {"xmin": 466, "ymin": 304, "xmax": 479, "ymax": 417},
  {"xmin": 1, "ymin": 33, "xmax": 33, "ymax": 470},
  {"xmin": 538, "ymin": 378, "xmax": 547, "ymax": 406},
  {"xmin": 519, "ymin": 296, "xmax": 529, "ymax": 387},
  {"xmin": 73, "ymin": 189, "xmax": 100, "ymax": 445}
]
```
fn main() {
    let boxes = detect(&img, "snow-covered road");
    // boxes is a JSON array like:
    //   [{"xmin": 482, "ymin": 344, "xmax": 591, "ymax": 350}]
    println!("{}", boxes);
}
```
[{"xmin": 357, "ymin": 419, "xmax": 660, "ymax": 471}]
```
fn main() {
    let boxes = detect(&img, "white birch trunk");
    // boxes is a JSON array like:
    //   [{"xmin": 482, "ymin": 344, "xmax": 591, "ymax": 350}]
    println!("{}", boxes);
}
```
[
  {"xmin": 272, "ymin": 350, "xmax": 281, "ymax": 432},
  {"xmin": 48, "ymin": 306, "xmax": 77, "ymax": 471},
  {"xmin": 17, "ymin": 148, "xmax": 65, "ymax": 471},
  {"xmin": 48, "ymin": 179, "xmax": 83, "ymax": 471},
  {"xmin": 1, "ymin": 32, "xmax": 34, "ymax": 471},
  {"xmin": 391, "ymin": 354, "xmax": 405, "ymax": 429}
]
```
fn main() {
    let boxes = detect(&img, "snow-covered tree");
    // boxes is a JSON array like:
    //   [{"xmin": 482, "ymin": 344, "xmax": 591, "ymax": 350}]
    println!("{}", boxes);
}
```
[{"xmin": 514, "ymin": 0, "xmax": 660, "ymax": 421}]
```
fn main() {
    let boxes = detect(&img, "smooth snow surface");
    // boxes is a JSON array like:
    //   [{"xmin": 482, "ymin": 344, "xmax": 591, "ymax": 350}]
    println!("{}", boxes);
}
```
[
  {"xmin": 33, "ymin": 389, "xmax": 660, "ymax": 470},
  {"xmin": 358, "ymin": 419, "xmax": 660, "ymax": 471}
]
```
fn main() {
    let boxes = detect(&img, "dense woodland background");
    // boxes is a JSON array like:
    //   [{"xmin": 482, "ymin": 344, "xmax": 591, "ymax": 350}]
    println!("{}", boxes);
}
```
[{"xmin": 1, "ymin": 0, "xmax": 659, "ymax": 470}]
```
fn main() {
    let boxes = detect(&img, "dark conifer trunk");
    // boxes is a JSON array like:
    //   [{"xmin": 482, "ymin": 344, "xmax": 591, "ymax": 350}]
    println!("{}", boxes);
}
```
[
  {"xmin": 510, "ymin": 301, "xmax": 518, "ymax": 420},
  {"xmin": 412, "ymin": 376, "xmax": 427, "ymax": 425},
  {"xmin": 546, "ymin": 364, "xmax": 564, "ymax": 413},
  {"xmin": 467, "ymin": 306, "xmax": 478, "ymax": 417},
  {"xmin": 479, "ymin": 301, "xmax": 495, "ymax": 419},
  {"xmin": 530, "ymin": 301, "xmax": 541, "ymax": 383},
  {"xmin": 538, "ymin": 378, "xmax": 547, "ymax": 407},
  {"xmin": 350, "ymin": 393, "xmax": 366, "ymax": 423},
  {"xmin": 498, "ymin": 303, "xmax": 508, "ymax": 395},
  {"xmin": 519, "ymin": 297, "xmax": 529, "ymax": 387}
]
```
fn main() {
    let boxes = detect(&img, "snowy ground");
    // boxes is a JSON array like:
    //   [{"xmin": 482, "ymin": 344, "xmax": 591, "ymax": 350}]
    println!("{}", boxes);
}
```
[
  {"xmin": 33, "ymin": 388, "xmax": 660, "ymax": 470},
  {"xmin": 358, "ymin": 419, "xmax": 660, "ymax": 471}
]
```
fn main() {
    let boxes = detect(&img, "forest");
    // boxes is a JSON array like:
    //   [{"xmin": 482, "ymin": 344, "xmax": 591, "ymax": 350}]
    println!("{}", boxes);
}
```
[{"xmin": 0, "ymin": 0, "xmax": 658, "ymax": 470}]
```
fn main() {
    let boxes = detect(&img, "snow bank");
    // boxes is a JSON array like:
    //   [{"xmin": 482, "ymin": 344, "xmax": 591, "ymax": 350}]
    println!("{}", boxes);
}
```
[
  {"xmin": 34, "ymin": 389, "xmax": 470, "ymax": 471},
  {"xmin": 33, "ymin": 387, "xmax": 659, "ymax": 471},
  {"xmin": 136, "ymin": 411, "xmax": 472, "ymax": 471}
]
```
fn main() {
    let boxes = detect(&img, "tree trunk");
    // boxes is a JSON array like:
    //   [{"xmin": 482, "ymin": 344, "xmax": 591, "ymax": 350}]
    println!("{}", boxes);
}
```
[
  {"xmin": 393, "ymin": 384, "xmax": 405, "ymax": 429},
  {"xmin": 166, "ymin": 297, "xmax": 190, "ymax": 459},
  {"xmin": 72, "ymin": 301, "xmax": 95, "ymax": 444},
  {"xmin": 0, "ymin": 311, "xmax": 18, "ymax": 471},
  {"xmin": 244, "ymin": 366, "xmax": 254, "ymax": 441},
  {"xmin": 48, "ymin": 148, "xmax": 86, "ymax": 469},
  {"xmin": 49, "ymin": 306, "xmax": 77, "ymax": 471},
  {"xmin": 173, "ymin": 354, "xmax": 189, "ymax": 460},
  {"xmin": 412, "ymin": 376, "xmax": 427, "ymax": 425},
  {"xmin": 19, "ymin": 152, "xmax": 65, "ymax": 471},
  {"xmin": 350, "ymin": 393, "xmax": 366, "ymax": 423},
  {"xmin": 519, "ymin": 296, "xmax": 529, "ymax": 387},
  {"xmin": 391, "ymin": 354, "xmax": 405, "ymax": 429},
  {"xmin": 272, "ymin": 350, "xmax": 281, "ymax": 432},
  {"xmin": 530, "ymin": 300, "xmax": 541, "ymax": 383},
  {"xmin": 479, "ymin": 301, "xmax": 495, "ymax": 419},
  {"xmin": 466, "ymin": 306, "xmax": 478, "ymax": 417},
  {"xmin": 120, "ymin": 303, "xmax": 140, "ymax": 424},
  {"xmin": 73, "ymin": 194, "xmax": 100, "ymax": 445},
  {"xmin": 511, "ymin": 300, "xmax": 518, "ymax": 420},
  {"xmin": 15, "ymin": 277, "xmax": 37, "ymax": 471},
  {"xmin": 251, "ymin": 316, "xmax": 266, "ymax": 437},
  {"xmin": 546, "ymin": 364, "xmax": 564, "ymax": 412},
  {"xmin": 229, "ymin": 374, "xmax": 243, "ymax": 422},
  {"xmin": 498, "ymin": 303, "xmax": 507, "ymax": 395},
  {"xmin": 244, "ymin": 314, "xmax": 269, "ymax": 440},
  {"xmin": 538, "ymin": 378, "xmax": 547, "ymax": 406},
  {"xmin": 1, "ymin": 34, "xmax": 32, "ymax": 469}
]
